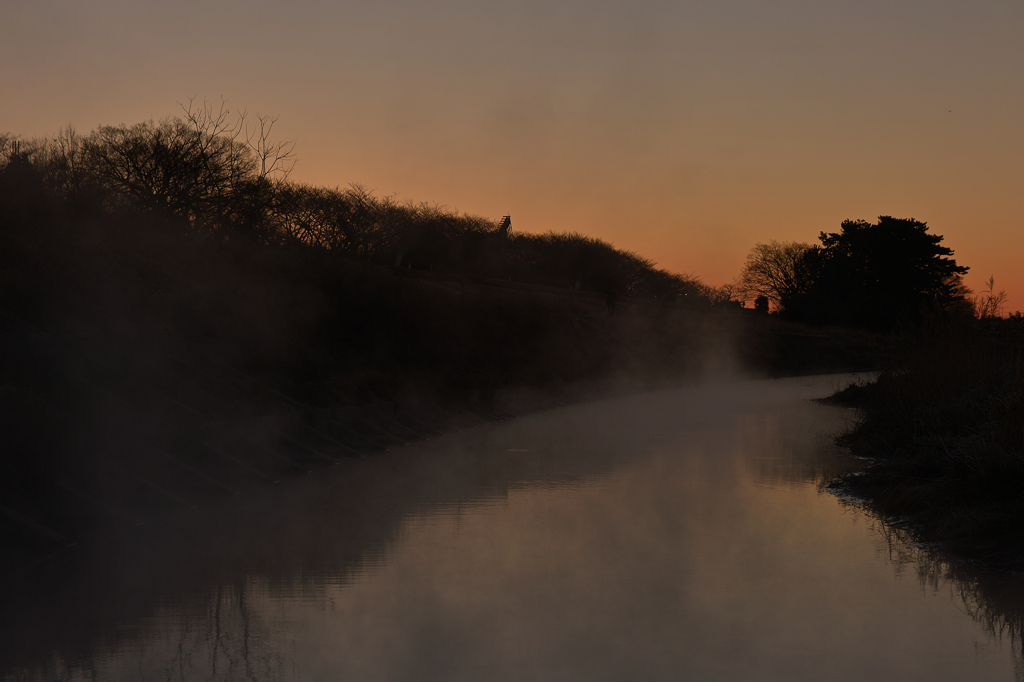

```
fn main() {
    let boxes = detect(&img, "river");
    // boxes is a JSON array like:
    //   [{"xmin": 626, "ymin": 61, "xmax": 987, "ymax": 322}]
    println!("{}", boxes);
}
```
[{"xmin": 3, "ymin": 374, "xmax": 1022, "ymax": 681}]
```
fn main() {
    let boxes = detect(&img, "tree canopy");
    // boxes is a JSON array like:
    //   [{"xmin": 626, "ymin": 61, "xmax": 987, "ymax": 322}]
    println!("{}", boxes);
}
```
[{"xmin": 787, "ymin": 216, "xmax": 969, "ymax": 330}]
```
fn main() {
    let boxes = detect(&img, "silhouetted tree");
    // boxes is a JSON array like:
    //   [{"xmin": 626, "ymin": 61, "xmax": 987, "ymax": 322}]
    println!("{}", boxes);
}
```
[
  {"xmin": 789, "ymin": 216, "xmax": 968, "ymax": 330},
  {"xmin": 41, "ymin": 125, "xmax": 97, "ymax": 215},
  {"xmin": 81, "ymin": 118, "xmax": 251, "ymax": 220},
  {"xmin": 74, "ymin": 98, "xmax": 293, "ymax": 235},
  {"xmin": 737, "ymin": 240, "xmax": 813, "ymax": 312},
  {"xmin": 699, "ymin": 283, "xmax": 739, "ymax": 308}
]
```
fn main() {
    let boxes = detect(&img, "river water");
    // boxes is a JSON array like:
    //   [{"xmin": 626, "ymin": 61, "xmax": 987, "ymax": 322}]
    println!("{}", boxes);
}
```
[{"xmin": 4, "ymin": 374, "xmax": 1023, "ymax": 681}]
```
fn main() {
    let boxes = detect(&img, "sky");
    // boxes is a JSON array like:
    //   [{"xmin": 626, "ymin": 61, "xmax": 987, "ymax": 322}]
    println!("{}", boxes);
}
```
[{"xmin": 3, "ymin": 0, "xmax": 1022, "ymax": 306}]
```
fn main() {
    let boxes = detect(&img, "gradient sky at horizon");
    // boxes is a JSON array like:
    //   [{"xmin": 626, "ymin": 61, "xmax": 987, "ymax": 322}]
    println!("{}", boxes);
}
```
[{"xmin": 4, "ymin": 0, "xmax": 1022, "ymax": 306}]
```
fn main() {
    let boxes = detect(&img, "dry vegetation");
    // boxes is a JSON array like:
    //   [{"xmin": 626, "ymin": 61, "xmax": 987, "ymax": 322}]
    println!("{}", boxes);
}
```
[{"xmin": 826, "ymin": 316, "xmax": 1024, "ymax": 566}]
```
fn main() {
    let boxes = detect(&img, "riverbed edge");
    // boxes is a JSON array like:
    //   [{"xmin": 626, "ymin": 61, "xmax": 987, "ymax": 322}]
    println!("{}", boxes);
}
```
[{"xmin": 819, "ymin": 378, "xmax": 1024, "ymax": 573}]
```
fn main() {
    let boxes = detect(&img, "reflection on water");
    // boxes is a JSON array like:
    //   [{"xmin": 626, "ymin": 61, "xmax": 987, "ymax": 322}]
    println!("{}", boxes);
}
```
[
  {"xmin": 4, "ymin": 375, "xmax": 1023, "ymax": 681},
  {"xmin": 835, "ymin": 498, "xmax": 1024, "ymax": 676}
]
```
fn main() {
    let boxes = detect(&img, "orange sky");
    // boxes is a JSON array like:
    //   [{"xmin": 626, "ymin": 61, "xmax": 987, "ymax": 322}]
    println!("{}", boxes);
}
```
[{"xmin": 4, "ymin": 0, "xmax": 1022, "ymax": 308}]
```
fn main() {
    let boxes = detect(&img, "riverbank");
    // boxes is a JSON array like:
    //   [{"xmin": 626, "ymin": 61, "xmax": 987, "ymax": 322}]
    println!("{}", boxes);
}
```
[
  {"xmin": 0, "ymin": 213, "xmax": 886, "ymax": 574},
  {"xmin": 0, "ymin": 185, "xmax": 886, "ymax": 572},
  {"xmin": 823, "ymin": 318, "xmax": 1024, "ymax": 569}
]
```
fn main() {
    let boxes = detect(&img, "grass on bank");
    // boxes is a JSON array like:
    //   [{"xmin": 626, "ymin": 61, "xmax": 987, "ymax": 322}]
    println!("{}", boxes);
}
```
[{"xmin": 826, "ymin": 317, "xmax": 1024, "ymax": 566}]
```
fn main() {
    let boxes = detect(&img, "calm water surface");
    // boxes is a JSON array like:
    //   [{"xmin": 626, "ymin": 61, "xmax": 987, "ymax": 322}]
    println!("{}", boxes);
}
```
[{"xmin": 5, "ymin": 375, "xmax": 1024, "ymax": 681}]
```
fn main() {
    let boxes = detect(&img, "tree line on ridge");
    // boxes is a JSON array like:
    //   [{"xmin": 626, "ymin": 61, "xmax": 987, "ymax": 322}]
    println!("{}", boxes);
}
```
[{"xmin": 0, "ymin": 101, "xmax": 710, "ymax": 306}]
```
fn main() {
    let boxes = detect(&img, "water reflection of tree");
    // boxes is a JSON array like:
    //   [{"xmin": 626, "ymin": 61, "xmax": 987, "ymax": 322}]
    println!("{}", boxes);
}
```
[
  {"xmin": 2, "ymin": 382, "xmax": 878, "ymax": 680},
  {"xmin": 67, "ymin": 582, "xmax": 295, "ymax": 681},
  {"xmin": 0, "ymin": 406, "xmax": 630, "ymax": 680},
  {"xmin": 835, "ymin": 495, "xmax": 1024, "ymax": 680}
]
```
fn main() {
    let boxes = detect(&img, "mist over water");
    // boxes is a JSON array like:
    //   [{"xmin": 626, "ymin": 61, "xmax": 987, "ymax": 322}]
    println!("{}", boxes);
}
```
[{"xmin": 4, "ymin": 375, "xmax": 1022, "ymax": 681}]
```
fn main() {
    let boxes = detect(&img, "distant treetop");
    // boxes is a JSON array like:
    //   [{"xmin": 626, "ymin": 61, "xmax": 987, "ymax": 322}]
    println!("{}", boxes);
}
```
[{"xmin": 740, "ymin": 216, "xmax": 970, "ymax": 331}]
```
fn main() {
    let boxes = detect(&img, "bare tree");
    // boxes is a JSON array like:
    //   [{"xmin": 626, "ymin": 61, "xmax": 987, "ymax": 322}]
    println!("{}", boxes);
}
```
[
  {"xmin": 737, "ymin": 240, "xmax": 813, "ymax": 311},
  {"xmin": 699, "ymin": 282, "xmax": 737, "ymax": 306},
  {"xmin": 74, "ymin": 98, "xmax": 294, "ymax": 235},
  {"xmin": 179, "ymin": 97, "xmax": 296, "ymax": 181},
  {"xmin": 82, "ymin": 118, "xmax": 251, "ymax": 220},
  {"xmin": 245, "ymin": 113, "xmax": 296, "ymax": 180},
  {"xmin": 42, "ymin": 125, "xmax": 94, "ymax": 210}
]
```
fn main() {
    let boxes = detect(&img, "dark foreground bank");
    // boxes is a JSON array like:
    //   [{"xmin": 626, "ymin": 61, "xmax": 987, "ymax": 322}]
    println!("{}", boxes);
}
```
[{"xmin": 824, "ymin": 318, "xmax": 1024, "ymax": 568}]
